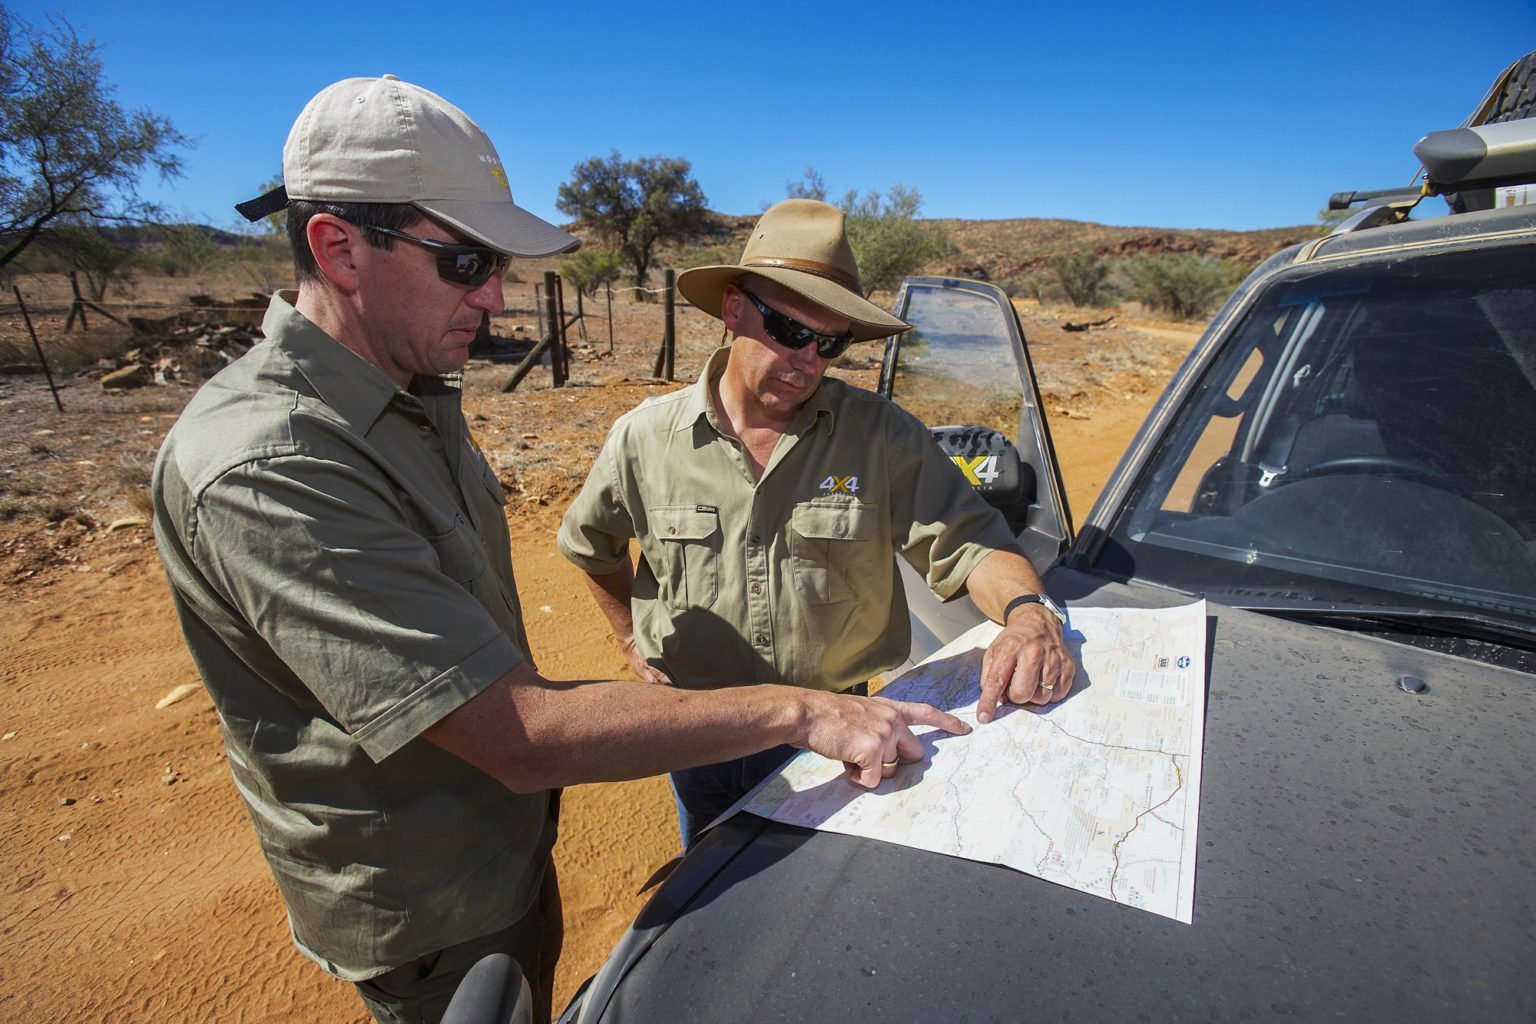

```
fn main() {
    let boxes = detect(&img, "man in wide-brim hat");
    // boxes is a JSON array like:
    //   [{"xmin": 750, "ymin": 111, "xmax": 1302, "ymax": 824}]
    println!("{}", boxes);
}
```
[
  {"xmin": 559, "ymin": 198, "xmax": 1077, "ymax": 847},
  {"xmin": 155, "ymin": 82, "xmax": 976, "ymax": 1024}
]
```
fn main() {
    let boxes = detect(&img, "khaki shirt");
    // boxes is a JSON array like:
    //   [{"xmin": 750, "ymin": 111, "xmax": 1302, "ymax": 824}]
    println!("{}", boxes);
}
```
[
  {"xmin": 558, "ymin": 347, "xmax": 1016, "ymax": 691},
  {"xmin": 152, "ymin": 293, "xmax": 552, "ymax": 980}
]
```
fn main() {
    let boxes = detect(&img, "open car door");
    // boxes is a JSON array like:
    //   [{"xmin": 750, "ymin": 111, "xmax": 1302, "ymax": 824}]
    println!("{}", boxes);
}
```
[{"xmin": 877, "ymin": 276, "xmax": 1072, "ymax": 668}]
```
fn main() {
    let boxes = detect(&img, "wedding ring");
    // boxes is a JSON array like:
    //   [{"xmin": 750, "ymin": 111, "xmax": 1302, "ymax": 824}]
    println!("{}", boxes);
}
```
[
  {"xmin": 1040, "ymin": 682, "xmax": 1056, "ymax": 692},
  {"xmin": 881, "ymin": 759, "xmax": 900, "ymax": 769}
]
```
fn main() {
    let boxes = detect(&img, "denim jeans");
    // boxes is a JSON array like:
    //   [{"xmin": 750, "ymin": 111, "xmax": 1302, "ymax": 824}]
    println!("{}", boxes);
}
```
[{"xmin": 669, "ymin": 682, "xmax": 868, "ymax": 848}]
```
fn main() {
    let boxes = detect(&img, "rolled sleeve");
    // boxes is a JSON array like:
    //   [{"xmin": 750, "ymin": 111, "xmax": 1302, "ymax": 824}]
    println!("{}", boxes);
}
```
[{"xmin": 557, "ymin": 434, "xmax": 636, "ymax": 575}]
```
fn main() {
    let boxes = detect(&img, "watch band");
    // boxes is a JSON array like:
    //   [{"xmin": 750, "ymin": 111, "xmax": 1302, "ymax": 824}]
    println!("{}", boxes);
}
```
[{"xmin": 1003, "ymin": 592, "xmax": 1066, "ymax": 626}]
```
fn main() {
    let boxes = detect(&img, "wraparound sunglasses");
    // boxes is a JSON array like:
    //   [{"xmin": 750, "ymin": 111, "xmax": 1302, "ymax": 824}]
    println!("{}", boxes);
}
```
[
  {"xmin": 361, "ymin": 224, "xmax": 510, "ymax": 288},
  {"xmin": 739, "ymin": 287, "xmax": 855, "ymax": 359}
]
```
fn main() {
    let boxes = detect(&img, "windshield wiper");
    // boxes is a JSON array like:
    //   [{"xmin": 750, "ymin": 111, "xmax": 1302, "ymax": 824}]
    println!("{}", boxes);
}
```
[{"xmin": 1264, "ymin": 605, "xmax": 1536, "ymax": 653}]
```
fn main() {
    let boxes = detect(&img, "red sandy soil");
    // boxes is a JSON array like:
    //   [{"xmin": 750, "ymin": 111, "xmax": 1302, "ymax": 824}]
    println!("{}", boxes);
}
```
[{"xmin": 0, "ymin": 278, "xmax": 1197, "ymax": 1021}]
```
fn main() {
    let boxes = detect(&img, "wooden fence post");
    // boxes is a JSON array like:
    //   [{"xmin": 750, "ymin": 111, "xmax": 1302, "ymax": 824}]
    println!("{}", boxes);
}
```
[
  {"xmin": 543, "ymin": 271, "xmax": 563, "ymax": 387},
  {"xmin": 14, "ymin": 286, "xmax": 63, "ymax": 412},
  {"xmin": 605, "ymin": 282, "xmax": 614, "ymax": 354},
  {"xmin": 651, "ymin": 268, "xmax": 676, "ymax": 381}
]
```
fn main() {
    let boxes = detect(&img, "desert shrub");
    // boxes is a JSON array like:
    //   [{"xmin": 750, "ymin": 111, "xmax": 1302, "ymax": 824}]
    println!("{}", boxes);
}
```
[
  {"xmin": 1050, "ymin": 252, "xmax": 1116, "ymax": 307},
  {"xmin": 1123, "ymin": 253, "xmax": 1242, "ymax": 320},
  {"xmin": 154, "ymin": 224, "xmax": 223, "ymax": 278},
  {"xmin": 227, "ymin": 235, "xmax": 292, "ymax": 293},
  {"xmin": 559, "ymin": 248, "xmax": 623, "ymax": 297}
]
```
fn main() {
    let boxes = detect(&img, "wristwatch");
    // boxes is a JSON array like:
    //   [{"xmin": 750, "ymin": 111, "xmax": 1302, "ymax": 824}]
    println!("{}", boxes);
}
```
[{"xmin": 1003, "ymin": 592, "xmax": 1066, "ymax": 626}]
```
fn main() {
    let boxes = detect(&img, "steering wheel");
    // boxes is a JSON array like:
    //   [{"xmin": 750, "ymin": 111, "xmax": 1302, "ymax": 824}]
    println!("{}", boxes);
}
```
[{"xmin": 1290, "ymin": 455, "xmax": 1443, "ymax": 482}]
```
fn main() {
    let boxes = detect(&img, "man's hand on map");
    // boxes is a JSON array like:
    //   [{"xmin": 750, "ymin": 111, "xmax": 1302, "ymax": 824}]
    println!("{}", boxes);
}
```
[
  {"xmin": 977, "ymin": 608, "xmax": 1076, "ymax": 723},
  {"xmin": 798, "ymin": 693, "xmax": 972, "ymax": 789}
]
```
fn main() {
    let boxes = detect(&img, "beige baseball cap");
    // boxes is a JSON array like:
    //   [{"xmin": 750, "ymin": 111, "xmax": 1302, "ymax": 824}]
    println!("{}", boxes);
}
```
[{"xmin": 238, "ymin": 75, "xmax": 578, "ymax": 258}]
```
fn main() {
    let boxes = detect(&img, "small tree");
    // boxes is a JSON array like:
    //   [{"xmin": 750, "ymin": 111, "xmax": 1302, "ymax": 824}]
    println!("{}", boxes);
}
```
[
  {"xmin": 252, "ymin": 175, "xmax": 287, "ymax": 237},
  {"xmin": 154, "ymin": 223, "xmax": 222, "ymax": 278},
  {"xmin": 0, "ymin": 7, "xmax": 188, "ymax": 271},
  {"xmin": 839, "ymin": 184, "xmax": 950, "ymax": 295},
  {"xmin": 1315, "ymin": 206, "xmax": 1352, "ymax": 235},
  {"xmin": 559, "ymin": 248, "xmax": 623, "ymax": 297},
  {"xmin": 556, "ymin": 152, "xmax": 708, "ymax": 293},
  {"xmin": 1124, "ymin": 253, "xmax": 1242, "ymax": 320},
  {"xmin": 1051, "ymin": 251, "xmax": 1115, "ymax": 307},
  {"xmin": 50, "ymin": 224, "xmax": 134, "ymax": 299}
]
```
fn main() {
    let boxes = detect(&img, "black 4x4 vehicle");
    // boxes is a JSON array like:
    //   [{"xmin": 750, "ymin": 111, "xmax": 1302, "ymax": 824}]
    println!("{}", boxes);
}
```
[{"xmin": 537, "ymin": 57, "xmax": 1536, "ymax": 1024}]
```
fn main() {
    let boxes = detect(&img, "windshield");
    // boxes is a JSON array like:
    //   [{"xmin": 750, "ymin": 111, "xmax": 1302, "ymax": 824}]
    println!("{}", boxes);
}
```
[{"xmin": 1098, "ymin": 243, "xmax": 1536, "ymax": 632}]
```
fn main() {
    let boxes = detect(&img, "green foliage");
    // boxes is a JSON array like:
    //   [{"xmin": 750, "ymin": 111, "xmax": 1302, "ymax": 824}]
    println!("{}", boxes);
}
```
[
  {"xmin": 556, "ymin": 152, "xmax": 708, "ymax": 292},
  {"xmin": 49, "ymin": 224, "xmax": 135, "ymax": 299},
  {"xmin": 253, "ymin": 174, "xmax": 286, "ymax": 236},
  {"xmin": 785, "ymin": 166, "xmax": 827, "ymax": 201},
  {"xmin": 785, "ymin": 168, "xmax": 950, "ymax": 292},
  {"xmin": 834, "ymin": 180, "xmax": 950, "ymax": 295},
  {"xmin": 226, "ymin": 233, "xmax": 292, "ymax": 293},
  {"xmin": 1123, "ymin": 253, "xmax": 1242, "ymax": 320},
  {"xmin": 0, "ymin": 6, "xmax": 188, "ymax": 270},
  {"xmin": 1050, "ymin": 251, "xmax": 1115, "ymax": 307},
  {"xmin": 153, "ymin": 224, "xmax": 222, "ymax": 278},
  {"xmin": 1315, "ymin": 206, "xmax": 1352, "ymax": 235},
  {"xmin": 559, "ymin": 248, "xmax": 623, "ymax": 297}
]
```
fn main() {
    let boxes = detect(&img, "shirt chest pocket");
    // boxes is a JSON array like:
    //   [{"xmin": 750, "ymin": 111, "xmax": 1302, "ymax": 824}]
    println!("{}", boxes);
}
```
[
  {"xmin": 789, "ymin": 502, "xmax": 879, "ymax": 605},
  {"xmin": 423, "ymin": 510, "xmax": 488, "ymax": 586},
  {"xmin": 651, "ymin": 505, "xmax": 721, "ymax": 610}
]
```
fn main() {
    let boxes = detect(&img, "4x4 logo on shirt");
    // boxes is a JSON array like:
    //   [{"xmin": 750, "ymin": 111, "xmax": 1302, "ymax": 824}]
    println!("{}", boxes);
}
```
[{"xmin": 819, "ymin": 474, "xmax": 859, "ymax": 495}]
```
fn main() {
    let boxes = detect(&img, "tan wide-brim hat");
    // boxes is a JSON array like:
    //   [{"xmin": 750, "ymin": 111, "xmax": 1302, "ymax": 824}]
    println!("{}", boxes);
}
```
[
  {"xmin": 240, "ymin": 75, "xmax": 579, "ymax": 259},
  {"xmin": 677, "ymin": 199, "xmax": 911, "ymax": 342}
]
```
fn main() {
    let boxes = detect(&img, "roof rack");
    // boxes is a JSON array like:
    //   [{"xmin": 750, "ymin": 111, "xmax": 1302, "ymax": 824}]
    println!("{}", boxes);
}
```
[{"xmin": 1326, "ymin": 50, "xmax": 1536, "ymax": 232}]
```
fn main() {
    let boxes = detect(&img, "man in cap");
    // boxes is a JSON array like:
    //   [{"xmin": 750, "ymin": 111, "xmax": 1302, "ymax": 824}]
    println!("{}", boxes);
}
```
[
  {"xmin": 558, "ymin": 198, "xmax": 1077, "ymax": 848},
  {"xmin": 153, "ymin": 80, "xmax": 969, "ymax": 1024}
]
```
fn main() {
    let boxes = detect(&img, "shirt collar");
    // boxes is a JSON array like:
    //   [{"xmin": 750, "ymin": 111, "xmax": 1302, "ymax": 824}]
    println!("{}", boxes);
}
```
[
  {"xmin": 262, "ymin": 291, "xmax": 454, "ymax": 433},
  {"xmin": 677, "ymin": 345, "xmax": 837, "ymax": 436}
]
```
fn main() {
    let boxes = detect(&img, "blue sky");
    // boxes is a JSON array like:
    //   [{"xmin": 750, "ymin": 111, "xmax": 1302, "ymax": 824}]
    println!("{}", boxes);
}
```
[{"xmin": 15, "ymin": 0, "xmax": 1536, "ymax": 232}]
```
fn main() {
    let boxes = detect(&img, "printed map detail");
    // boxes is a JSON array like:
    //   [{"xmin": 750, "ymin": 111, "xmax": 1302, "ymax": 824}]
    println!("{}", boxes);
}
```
[{"xmin": 741, "ymin": 601, "xmax": 1209, "ymax": 923}]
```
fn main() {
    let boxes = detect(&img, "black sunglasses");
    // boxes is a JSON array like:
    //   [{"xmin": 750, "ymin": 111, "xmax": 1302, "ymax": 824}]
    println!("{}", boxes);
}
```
[
  {"xmin": 362, "ymin": 224, "xmax": 510, "ymax": 288},
  {"xmin": 738, "ymin": 287, "xmax": 855, "ymax": 359}
]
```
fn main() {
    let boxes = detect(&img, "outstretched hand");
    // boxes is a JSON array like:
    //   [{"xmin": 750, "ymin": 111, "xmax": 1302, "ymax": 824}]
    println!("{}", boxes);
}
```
[{"xmin": 799, "ymin": 693, "xmax": 971, "ymax": 789}]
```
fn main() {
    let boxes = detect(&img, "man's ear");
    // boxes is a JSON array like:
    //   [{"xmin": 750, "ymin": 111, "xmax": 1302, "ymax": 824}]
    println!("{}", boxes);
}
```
[
  {"xmin": 720, "ymin": 283, "xmax": 743, "ymax": 332},
  {"xmin": 306, "ymin": 214, "xmax": 364, "ymax": 292}
]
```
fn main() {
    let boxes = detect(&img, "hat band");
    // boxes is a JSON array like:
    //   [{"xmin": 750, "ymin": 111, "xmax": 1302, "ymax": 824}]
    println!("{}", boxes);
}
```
[{"xmin": 742, "ymin": 256, "xmax": 858, "ymax": 292}]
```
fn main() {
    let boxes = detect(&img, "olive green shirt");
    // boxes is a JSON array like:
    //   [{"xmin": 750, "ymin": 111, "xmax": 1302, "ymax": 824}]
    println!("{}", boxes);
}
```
[
  {"xmin": 558, "ymin": 347, "xmax": 1016, "ymax": 691},
  {"xmin": 152, "ymin": 293, "xmax": 553, "ymax": 981}
]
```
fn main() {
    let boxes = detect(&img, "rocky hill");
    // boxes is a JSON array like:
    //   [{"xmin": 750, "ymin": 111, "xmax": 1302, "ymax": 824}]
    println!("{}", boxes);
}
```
[{"xmin": 640, "ymin": 211, "xmax": 1319, "ymax": 289}]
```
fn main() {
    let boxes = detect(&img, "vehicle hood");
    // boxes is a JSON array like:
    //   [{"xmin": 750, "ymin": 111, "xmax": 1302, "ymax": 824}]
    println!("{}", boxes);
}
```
[{"xmin": 572, "ymin": 574, "xmax": 1536, "ymax": 1022}]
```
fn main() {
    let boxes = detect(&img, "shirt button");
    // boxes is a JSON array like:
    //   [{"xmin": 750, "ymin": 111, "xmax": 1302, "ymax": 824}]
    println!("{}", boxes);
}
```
[
  {"xmin": 668, "ymin": 527, "xmax": 676, "ymax": 535},
  {"xmin": 754, "ymin": 634, "xmax": 769, "ymax": 646},
  {"xmin": 750, "ymin": 583, "xmax": 761, "ymax": 595},
  {"xmin": 750, "ymin": 534, "xmax": 761, "ymax": 545}
]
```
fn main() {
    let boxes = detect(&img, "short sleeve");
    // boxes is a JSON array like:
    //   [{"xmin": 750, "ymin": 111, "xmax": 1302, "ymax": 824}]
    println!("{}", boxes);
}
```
[
  {"xmin": 191, "ymin": 453, "xmax": 523, "ymax": 760},
  {"xmin": 557, "ymin": 430, "xmax": 638, "ymax": 575}
]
